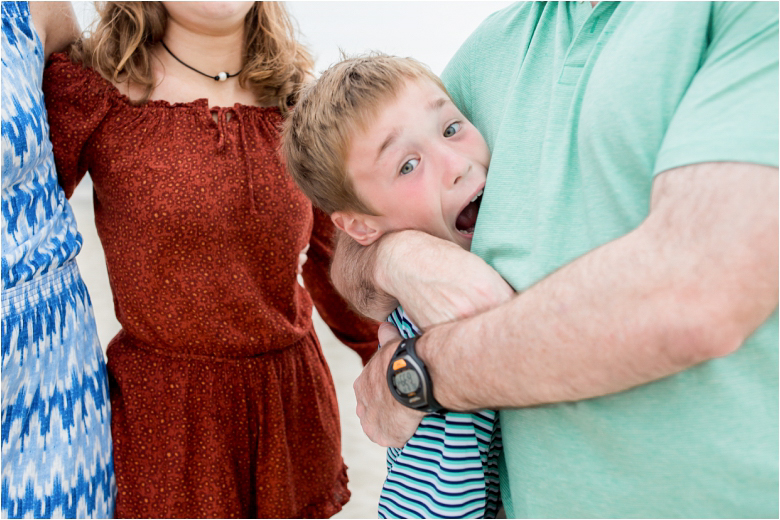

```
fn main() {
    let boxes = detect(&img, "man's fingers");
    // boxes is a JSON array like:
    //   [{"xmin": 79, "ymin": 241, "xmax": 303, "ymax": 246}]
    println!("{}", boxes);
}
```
[
  {"xmin": 354, "ymin": 326, "xmax": 422, "ymax": 447},
  {"xmin": 378, "ymin": 322, "xmax": 401, "ymax": 347}
]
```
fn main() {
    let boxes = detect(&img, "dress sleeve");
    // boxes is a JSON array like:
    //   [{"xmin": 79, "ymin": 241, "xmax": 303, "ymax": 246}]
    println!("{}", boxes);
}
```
[
  {"xmin": 301, "ymin": 206, "xmax": 380, "ymax": 365},
  {"xmin": 653, "ymin": 2, "xmax": 779, "ymax": 174},
  {"xmin": 42, "ymin": 52, "xmax": 113, "ymax": 197}
]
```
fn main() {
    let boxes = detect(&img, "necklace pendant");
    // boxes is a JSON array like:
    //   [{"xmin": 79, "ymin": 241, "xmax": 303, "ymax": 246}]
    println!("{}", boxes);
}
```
[{"xmin": 162, "ymin": 41, "xmax": 242, "ymax": 83}]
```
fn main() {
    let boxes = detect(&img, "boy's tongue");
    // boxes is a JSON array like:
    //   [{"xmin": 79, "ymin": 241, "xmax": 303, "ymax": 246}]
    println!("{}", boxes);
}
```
[{"xmin": 456, "ymin": 200, "xmax": 480, "ymax": 233}]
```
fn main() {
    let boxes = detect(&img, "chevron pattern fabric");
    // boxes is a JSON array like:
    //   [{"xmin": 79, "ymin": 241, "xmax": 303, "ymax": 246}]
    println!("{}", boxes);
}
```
[{"xmin": 2, "ymin": 2, "xmax": 116, "ymax": 517}]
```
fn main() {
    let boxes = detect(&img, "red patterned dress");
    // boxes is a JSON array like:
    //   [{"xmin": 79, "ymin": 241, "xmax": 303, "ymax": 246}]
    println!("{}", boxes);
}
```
[{"xmin": 43, "ymin": 53, "xmax": 379, "ymax": 519}]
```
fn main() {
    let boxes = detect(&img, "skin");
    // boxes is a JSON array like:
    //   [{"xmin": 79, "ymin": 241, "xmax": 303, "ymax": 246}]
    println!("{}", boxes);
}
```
[
  {"xmin": 120, "ymin": 1, "xmax": 258, "ymax": 107},
  {"xmin": 332, "ymin": 78, "xmax": 492, "ymax": 252},
  {"xmin": 29, "ymin": 2, "xmax": 80, "ymax": 60},
  {"xmin": 115, "ymin": 2, "xmax": 308, "ymax": 265},
  {"xmin": 332, "ymin": 228, "xmax": 512, "ymax": 328},
  {"xmin": 334, "ymin": 161, "xmax": 778, "ymax": 447}
]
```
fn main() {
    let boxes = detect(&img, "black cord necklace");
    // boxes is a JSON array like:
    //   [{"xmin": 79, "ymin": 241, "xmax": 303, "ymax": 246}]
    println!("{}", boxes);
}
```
[{"xmin": 161, "ymin": 41, "xmax": 242, "ymax": 82}]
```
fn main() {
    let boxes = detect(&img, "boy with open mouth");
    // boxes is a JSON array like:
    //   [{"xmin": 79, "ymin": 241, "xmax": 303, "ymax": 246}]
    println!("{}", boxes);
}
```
[{"xmin": 283, "ymin": 53, "xmax": 502, "ymax": 519}]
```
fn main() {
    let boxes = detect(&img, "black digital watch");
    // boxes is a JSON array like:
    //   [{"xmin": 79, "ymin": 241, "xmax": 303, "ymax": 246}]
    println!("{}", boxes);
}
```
[{"xmin": 386, "ymin": 335, "xmax": 446, "ymax": 413}]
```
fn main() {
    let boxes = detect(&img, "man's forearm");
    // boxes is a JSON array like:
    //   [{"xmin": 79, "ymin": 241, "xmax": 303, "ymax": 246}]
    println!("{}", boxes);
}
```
[
  {"xmin": 421, "ymin": 163, "xmax": 778, "ymax": 409},
  {"xmin": 330, "ymin": 230, "xmax": 399, "ymax": 320},
  {"xmin": 331, "ymin": 229, "xmax": 515, "ymax": 328}
]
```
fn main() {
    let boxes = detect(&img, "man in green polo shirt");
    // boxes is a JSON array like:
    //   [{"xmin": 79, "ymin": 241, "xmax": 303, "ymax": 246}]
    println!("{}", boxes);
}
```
[{"xmin": 333, "ymin": 2, "xmax": 778, "ymax": 517}]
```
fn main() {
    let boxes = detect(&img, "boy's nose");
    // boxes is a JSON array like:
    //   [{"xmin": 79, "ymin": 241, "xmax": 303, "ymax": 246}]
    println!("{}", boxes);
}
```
[{"xmin": 444, "ymin": 153, "xmax": 470, "ymax": 187}]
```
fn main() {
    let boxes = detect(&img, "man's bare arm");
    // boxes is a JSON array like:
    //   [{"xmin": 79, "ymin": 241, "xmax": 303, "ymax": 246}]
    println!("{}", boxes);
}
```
[
  {"xmin": 331, "ymin": 228, "xmax": 514, "ymax": 329},
  {"xmin": 355, "ymin": 162, "xmax": 778, "ymax": 446}
]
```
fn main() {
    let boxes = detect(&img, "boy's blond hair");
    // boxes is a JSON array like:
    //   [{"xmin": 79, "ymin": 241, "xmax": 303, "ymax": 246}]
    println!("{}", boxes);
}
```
[{"xmin": 282, "ymin": 53, "xmax": 448, "ymax": 215}]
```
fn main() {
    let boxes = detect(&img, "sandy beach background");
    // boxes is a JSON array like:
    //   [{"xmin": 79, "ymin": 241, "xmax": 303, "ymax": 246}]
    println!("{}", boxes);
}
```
[{"xmin": 68, "ymin": 2, "xmax": 510, "ymax": 517}]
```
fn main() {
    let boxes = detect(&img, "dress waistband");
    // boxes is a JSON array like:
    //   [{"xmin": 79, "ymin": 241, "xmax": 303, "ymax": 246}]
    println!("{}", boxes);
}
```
[
  {"xmin": 111, "ymin": 327, "xmax": 315, "ymax": 363},
  {"xmin": 1, "ymin": 259, "xmax": 83, "ymax": 315}
]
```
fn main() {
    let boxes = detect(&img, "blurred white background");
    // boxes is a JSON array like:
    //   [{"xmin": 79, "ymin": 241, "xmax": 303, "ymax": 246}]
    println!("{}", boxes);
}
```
[{"xmin": 67, "ymin": 2, "xmax": 511, "ymax": 518}]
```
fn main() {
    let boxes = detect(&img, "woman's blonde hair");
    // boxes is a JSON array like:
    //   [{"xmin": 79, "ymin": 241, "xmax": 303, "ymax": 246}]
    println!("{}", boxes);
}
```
[{"xmin": 70, "ymin": 2, "xmax": 313, "ymax": 113}]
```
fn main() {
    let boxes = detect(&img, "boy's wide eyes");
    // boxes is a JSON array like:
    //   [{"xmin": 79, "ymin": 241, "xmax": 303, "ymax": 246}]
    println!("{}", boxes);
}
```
[
  {"xmin": 444, "ymin": 122, "xmax": 461, "ymax": 138},
  {"xmin": 397, "ymin": 122, "xmax": 461, "ymax": 176},
  {"xmin": 400, "ymin": 158, "xmax": 419, "ymax": 175}
]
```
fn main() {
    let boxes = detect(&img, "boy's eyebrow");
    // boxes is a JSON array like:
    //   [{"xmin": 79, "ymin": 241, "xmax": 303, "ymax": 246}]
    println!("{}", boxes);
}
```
[
  {"xmin": 428, "ymin": 97, "xmax": 448, "ymax": 111},
  {"xmin": 375, "ymin": 97, "xmax": 450, "ymax": 163},
  {"xmin": 376, "ymin": 128, "xmax": 401, "ymax": 163}
]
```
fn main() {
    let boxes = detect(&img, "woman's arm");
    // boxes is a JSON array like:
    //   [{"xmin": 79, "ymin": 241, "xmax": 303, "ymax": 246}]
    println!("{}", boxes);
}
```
[
  {"xmin": 302, "ymin": 208, "xmax": 380, "ymax": 365},
  {"xmin": 29, "ymin": 2, "xmax": 80, "ymax": 60},
  {"xmin": 44, "ymin": 52, "xmax": 126, "ymax": 197}
]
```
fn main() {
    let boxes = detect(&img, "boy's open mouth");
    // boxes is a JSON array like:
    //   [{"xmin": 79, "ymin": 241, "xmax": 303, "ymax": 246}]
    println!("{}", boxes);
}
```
[{"xmin": 456, "ymin": 188, "xmax": 484, "ymax": 235}]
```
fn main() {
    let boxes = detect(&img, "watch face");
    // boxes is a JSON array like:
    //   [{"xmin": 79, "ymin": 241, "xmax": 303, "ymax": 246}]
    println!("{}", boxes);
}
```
[{"xmin": 393, "ymin": 369, "xmax": 421, "ymax": 395}]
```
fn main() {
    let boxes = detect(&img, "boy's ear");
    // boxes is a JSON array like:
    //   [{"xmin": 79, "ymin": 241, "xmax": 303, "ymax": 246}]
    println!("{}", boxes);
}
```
[{"xmin": 331, "ymin": 211, "xmax": 385, "ymax": 246}]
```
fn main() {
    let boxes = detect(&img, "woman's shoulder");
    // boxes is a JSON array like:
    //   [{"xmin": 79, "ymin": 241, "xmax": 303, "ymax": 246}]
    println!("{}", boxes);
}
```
[
  {"xmin": 45, "ymin": 52, "xmax": 178, "ymax": 113},
  {"xmin": 45, "ymin": 52, "xmax": 283, "ymax": 115},
  {"xmin": 44, "ymin": 52, "xmax": 123, "ymax": 105},
  {"xmin": 45, "ymin": 52, "xmax": 169, "ymax": 110},
  {"xmin": 47, "ymin": 52, "xmax": 98, "ymax": 80}
]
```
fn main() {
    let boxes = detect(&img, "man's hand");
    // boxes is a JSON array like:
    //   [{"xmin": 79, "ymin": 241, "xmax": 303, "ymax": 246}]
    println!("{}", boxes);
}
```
[{"xmin": 354, "ymin": 323, "xmax": 425, "ymax": 447}]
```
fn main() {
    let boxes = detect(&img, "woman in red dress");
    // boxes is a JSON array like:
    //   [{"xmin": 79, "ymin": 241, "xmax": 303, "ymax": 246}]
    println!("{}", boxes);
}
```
[{"xmin": 43, "ymin": 2, "xmax": 379, "ymax": 517}]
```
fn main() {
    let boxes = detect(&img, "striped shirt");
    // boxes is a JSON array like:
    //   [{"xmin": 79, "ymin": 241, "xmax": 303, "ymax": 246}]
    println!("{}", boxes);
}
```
[{"xmin": 379, "ymin": 306, "xmax": 502, "ymax": 518}]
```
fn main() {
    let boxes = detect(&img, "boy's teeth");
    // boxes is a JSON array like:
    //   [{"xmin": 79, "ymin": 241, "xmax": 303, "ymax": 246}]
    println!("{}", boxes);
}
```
[{"xmin": 470, "ymin": 189, "xmax": 484, "ymax": 203}]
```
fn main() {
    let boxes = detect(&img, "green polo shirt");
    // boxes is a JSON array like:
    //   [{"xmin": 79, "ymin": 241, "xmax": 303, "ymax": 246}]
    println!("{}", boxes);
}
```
[{"xmin": 442, "ymin": 2, "xmax": 778, "ymax": 517}]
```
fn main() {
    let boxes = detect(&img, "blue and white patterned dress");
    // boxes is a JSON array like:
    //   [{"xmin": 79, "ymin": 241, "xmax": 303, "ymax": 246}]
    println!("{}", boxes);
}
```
[
  {"xmin": 380, "ymin": 307, "xmax": 502, "ymax": 519},
  {"xmin": 1, "ymin": 2, "xmax": 116, "ymax": 517}
]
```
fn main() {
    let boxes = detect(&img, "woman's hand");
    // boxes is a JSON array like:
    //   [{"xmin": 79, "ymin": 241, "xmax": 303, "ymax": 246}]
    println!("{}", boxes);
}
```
[{"xmin": 297, "ymin": 243, "xmax": 310, "ymax": 275}]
